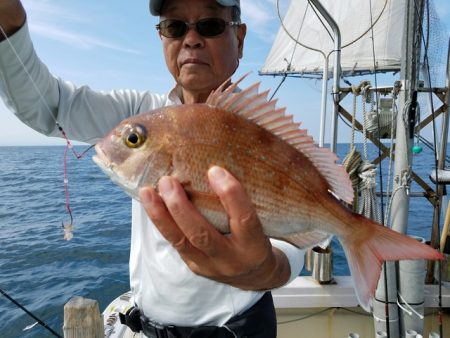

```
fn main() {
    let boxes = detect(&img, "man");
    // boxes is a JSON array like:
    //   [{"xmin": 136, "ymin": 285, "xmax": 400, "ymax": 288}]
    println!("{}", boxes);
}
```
[{"xmin": 0, "ymin": 0, "xmax": 304, "ymax": 336}]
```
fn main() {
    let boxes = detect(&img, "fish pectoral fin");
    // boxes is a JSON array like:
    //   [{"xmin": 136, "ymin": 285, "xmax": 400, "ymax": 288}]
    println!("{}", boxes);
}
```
[{"xmin": 278, "ymin": 231, "xmax": 331, "ymax": 250}]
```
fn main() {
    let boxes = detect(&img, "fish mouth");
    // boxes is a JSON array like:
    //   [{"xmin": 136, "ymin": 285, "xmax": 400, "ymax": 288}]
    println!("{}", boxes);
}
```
[
  {"xmin": 92, "ymin": 144, "xmax": 112, "ymax": 173},
  {"xmin": 92, "ymin": 145, "xmax": 140, "ymax": 200}
]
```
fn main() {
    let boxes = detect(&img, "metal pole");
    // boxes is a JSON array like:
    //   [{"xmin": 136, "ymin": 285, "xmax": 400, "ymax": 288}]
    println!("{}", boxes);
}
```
[
  {"xmin": 373, "ymin": 1, "xmax": 424, "ymax": 337},
  {"xmin": 390, "ymin": 0, "xmax": 423, "ymax": 236},
  {"xmin": 307, "ymin": 0, "xmax": 341, "ymax": 153},
  {"xmin": 319, "ymin": 54, "xmax": 330, "ymax": 147}
]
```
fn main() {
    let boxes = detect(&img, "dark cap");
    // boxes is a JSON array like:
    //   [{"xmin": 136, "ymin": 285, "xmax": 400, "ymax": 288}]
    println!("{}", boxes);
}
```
[{"xmin": 149, "ymin": 0, "xmax": 240, "ymax": 16}]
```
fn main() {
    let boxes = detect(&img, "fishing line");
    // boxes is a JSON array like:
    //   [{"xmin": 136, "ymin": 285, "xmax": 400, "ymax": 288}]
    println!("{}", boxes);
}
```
[
  {"xmin": 0, "ymin": 287, "xmax": 62, "ymax": 338},
  {"xmin": 0, "ymin": 23, "xmax": 94, "ymax": 233},
  {"xmin": 0, "ymin": 21, "xmax": 95, "ymax": 334}
]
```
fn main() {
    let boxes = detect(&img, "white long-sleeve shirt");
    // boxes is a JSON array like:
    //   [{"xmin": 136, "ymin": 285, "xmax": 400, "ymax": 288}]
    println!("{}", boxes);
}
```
[{"xmin": 0, "ymin": 22, "xmax": 304, "ymax": 327}]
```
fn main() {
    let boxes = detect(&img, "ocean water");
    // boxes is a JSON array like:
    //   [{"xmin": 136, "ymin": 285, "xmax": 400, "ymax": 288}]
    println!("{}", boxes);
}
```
[{"xmin": 0, "ymin": 144, "xmax": 445, "ymax": 337}]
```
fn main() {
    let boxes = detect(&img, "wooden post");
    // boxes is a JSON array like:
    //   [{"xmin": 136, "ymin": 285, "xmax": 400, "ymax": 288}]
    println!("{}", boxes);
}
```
[{"xmin": 63, "ymin": 296, "xmax": 103, "ymax": 338}]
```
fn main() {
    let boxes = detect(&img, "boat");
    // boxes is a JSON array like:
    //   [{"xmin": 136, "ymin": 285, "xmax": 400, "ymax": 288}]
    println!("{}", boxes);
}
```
[
  {"xmin": 261, "ymin": 0, "xmax": 450, "ymax": 336},
  {"xmin": 260, "ymin": 0, "xmax": 450, "ymax": 336},
  {"xmin": 0, "ymin": 0, "xmax": 448, "ymax": 337},
  {"xmin": 101, "ymin": 0, "xmax": 450, "ymax": 337}
]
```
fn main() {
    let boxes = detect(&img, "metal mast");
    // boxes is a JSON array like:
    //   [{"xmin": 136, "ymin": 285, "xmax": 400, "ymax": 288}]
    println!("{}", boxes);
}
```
[{"xmin": 373, "ymin": 0, "xmax": 424, "ymax": 337}]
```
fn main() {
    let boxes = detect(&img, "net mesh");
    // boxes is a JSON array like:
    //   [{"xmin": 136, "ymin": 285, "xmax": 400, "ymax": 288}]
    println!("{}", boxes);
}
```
[{"xmin": 419, "ymin": 0, "xmax": 448, "ymax": 88}]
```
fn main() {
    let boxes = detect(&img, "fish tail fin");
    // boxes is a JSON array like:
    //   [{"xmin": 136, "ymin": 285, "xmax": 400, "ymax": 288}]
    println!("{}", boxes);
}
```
[{"xmin": 341, "ymin": 215, "xmax": 443, "ymax": 312}]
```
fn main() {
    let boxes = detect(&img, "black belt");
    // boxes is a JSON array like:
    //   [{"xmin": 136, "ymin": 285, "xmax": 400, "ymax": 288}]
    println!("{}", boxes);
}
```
[
  {"xmin": 120, "ymin": 292, "xmax": 276, "ymax": 338},
  {"xmin": 140, "ymin": 318, "xmax": 232, "ymax": 338}
]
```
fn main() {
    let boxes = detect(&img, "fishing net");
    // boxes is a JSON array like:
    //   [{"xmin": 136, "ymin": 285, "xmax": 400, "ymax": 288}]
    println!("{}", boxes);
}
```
[
  {"xmin": 419, "ymin": 0, "xmax": 448, "ymax": 88},
  {"xmin": 415, "ymin": 0, "xmax": 448, "ymax": 171}
]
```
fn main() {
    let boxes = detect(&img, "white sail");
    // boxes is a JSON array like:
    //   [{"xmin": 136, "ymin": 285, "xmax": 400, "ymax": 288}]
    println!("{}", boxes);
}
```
[{"xmin": 260, "ymin": 0, "xmax": 406, "ymax": 77}]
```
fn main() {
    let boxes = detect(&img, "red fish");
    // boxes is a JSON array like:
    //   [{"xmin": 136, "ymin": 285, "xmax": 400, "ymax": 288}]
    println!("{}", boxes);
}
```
[{"xmin": 93, "ymin": 75, "xmax": 443, "ymax": 311}]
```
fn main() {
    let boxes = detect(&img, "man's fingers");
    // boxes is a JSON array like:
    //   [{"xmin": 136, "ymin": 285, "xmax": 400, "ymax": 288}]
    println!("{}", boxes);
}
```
[
  {"xmin": 140, "ymin": 184, "xmax": 210, "ymax": 259},
  {"xmin": 139, "ymin": 185, "xmax": 188, "ymax": 250},
  {"xmin": 207, "ymin": 166, "xmax": 264, "ymax": 241},
  {"xmin": 140, "ymin": 174, "xmax": 282, "ymax": 287},
  {"xmin": 157, "ymin": 176, "xmax": 224, "ymax": 255},
  {"xmin": 207, "ymin": 166, "xmax": 251, "ymax": 216}
]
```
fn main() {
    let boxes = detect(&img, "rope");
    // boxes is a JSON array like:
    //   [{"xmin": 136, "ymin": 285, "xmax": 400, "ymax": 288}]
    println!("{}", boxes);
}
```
[
  {"xmin": 385, "ymin": 171, "xmax": 411, "ymax": 227},
  {"xmin": 349, "ymin": 84, "xmax": 359, "ymax": 147},
  {"xmin": 343, "ymin": 147, "xmax": 362, "ymax": 210},
  {"xmin": 358, "ymin": 161, "xmax": 382, "ymax": 222},
  {"xmin": 361, "ymin": 84, "xmax": 372, "ymax": 160},
  {"xmin": 397, "ymin": 292, "xmax": 425, "ymax": 320},
  {"xmin": 343, "ymin": 81, "xmax": 371, "ymax": 209},
  {"xmin": 383, "ymin": 94, "xmax": 398, "ymax": 225},
  {"xmin": 269, "ymin": 74, "xmax": 288, "ymax": 101},
  {"xmin": 358, "ymin": 79, "xmax": 382, "ymax": 222}
]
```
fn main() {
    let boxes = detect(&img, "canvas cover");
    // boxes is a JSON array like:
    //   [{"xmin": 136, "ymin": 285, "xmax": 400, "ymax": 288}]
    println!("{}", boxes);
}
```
[{"xmin": 260, "ymin": 0, "xmax": 406, "ymax": 77}]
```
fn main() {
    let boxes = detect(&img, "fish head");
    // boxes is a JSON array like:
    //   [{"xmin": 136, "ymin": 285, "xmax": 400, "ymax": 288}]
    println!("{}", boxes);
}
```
[{"xmin": 93, "ymin": 113, "xmax": 173, "ymax": 200}]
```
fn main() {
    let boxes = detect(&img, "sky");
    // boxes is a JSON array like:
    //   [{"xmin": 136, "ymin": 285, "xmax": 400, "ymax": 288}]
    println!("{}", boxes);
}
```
[{"xmin": 0, "ymin": 0, "xmax": 449, "ymax": 146}]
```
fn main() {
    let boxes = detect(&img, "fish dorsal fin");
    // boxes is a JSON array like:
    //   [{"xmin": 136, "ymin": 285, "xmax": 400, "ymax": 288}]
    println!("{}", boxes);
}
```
[{"xmin": 207, "ymin": 74, "xmax": 354, "ymax": 204}]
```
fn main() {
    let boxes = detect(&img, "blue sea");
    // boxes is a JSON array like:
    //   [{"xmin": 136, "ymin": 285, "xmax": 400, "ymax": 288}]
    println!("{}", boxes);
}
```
[{"xmin": 0, "ymin": 144, "xmax": 446, "ymax": 337}]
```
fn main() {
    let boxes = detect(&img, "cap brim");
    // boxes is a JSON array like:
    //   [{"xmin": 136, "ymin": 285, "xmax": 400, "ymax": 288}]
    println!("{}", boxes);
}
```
[{"xmin": 149, "ymin": 0, "xmax": 164, "ymax": 16}]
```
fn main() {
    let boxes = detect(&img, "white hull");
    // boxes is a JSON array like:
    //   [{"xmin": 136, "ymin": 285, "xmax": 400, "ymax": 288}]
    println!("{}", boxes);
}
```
[{"xmin": 103, "ymin": 276, "xmax": 450, "ymax": 338}]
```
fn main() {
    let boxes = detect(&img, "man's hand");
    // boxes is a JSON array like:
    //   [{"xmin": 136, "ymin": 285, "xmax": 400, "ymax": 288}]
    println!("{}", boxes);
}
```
[
  {"xmin": 139, "ymin": 166, "xmax": 291, "ymax": 290},
  {"xmin": 0, "ymin": 1, "xmax": 26, "ymax": 41}
]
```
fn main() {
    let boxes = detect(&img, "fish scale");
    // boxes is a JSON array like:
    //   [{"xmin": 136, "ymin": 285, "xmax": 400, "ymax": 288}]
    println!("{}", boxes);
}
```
[
  {"xmin": 93, "ymin": 74, "xmax": 444, "ymax": 312},
  {"xmin": 168, "ymin": 106, "xmax": 325, "ymax": 235}
]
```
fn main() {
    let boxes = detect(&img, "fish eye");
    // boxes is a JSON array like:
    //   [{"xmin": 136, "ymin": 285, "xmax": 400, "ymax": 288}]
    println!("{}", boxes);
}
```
[{"xmin": 123, "ymin": 124, "xmax": 147, "ymax": 148}]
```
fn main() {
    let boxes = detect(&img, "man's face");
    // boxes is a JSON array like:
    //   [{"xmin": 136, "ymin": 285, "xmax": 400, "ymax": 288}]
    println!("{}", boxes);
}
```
[{"xmin": 159, "ymin": 0, "xmax": 246, "ymax": 101}]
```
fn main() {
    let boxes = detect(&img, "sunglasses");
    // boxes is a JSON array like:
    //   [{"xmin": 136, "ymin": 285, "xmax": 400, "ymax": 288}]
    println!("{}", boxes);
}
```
[{"xmin": 156, "ymin": 18, "xmax": 240, "ymax": 38}]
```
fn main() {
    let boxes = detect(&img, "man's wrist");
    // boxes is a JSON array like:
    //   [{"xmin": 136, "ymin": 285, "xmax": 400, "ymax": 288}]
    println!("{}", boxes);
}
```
[
  {"xmin": 240, "ymin": 247, "xmax": 291, "ymax": 291},
  {"xmin": 262, "ymin": 247, "xmax": 291, "ymax": 290}
]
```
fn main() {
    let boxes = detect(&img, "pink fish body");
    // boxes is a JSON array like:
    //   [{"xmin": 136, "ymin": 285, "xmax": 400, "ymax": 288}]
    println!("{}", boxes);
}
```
[{"xmin": 93, "ymin": 76, "xmax": 443, "ymax": 312}]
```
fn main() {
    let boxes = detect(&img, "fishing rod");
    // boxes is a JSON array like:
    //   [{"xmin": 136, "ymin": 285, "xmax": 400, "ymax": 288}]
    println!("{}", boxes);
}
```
[{"xmin": 0, "ymin": 287, "xmax": 62, "ymax": 338}]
